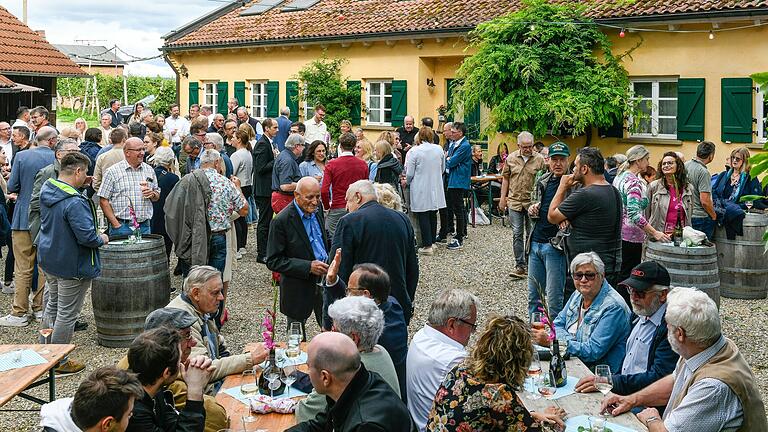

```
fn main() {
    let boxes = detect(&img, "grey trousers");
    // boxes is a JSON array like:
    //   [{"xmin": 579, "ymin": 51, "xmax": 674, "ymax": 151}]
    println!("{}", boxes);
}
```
[
  {"xmin": 325, "ymin": 208, "xmax": 347, "ymax": 239},
  {"xmin": 42, "ymin": 272, "xmax": 91, "ymax": 344}
]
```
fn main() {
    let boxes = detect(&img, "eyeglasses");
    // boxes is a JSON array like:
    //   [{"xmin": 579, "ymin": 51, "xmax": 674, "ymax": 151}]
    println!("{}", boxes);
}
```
[
  {"xmin": 732, "ymin": 157, "xmax": 743, "ymax": 162},
  {"xmin": 456, "ymin": 317, "xmax": 478, "ymax": 332},
  {"xmin": 519, "ymin": 144, "xmax": 534, "ymax": 149},
  {"xmin": 125, "ymin": 148, "xmax": 144, "ymax": 153},
  {"xmin": 626, "ymin": 286, "xmax": 662, "ymax": 299},
  {"xmin": 572, "ymin": 272, "xmax": 597, "ymax": 281},
  {"xmin": 345, "ymin": 286, "xmax": 364, "ymax": 296}
]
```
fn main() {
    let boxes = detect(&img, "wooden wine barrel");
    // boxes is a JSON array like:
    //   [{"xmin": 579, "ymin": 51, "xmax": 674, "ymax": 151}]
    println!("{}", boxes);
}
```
[
  {"xmin": 714, "ymin": 212, "xmax": 768, "ymax": 300},
  {"xmin": 645, "ymin": 241, "xmax": 720, "ymax": 308},
  {"xmin": 92, "ymin": 234, "xmax": 171, "ymax": 348}
]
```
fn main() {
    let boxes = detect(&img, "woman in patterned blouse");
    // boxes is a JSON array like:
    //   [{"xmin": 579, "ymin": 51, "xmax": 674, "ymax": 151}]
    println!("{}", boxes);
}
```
[{"xmin": 426, "ymin": 316, "xmax": 565, "ymax": 431}]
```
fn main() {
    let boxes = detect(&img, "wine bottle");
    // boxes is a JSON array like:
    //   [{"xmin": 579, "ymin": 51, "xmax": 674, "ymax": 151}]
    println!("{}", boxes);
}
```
[
  {"xmin": 550, "ymin": 339, "xmax": 567, "ymax": 388},
  {"xmin": 672, "ymin": 206, "xmax": 683, "ymax": 247}
]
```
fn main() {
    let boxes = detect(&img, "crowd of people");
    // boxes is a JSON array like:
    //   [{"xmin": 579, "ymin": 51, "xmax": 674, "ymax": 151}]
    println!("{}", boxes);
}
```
[{"xmin": 0, "ymin": 101, "xmax": 765, "ymax": 431}]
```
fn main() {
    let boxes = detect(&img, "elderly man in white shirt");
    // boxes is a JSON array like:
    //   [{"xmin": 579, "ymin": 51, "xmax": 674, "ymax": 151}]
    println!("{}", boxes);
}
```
[{"xmin": 406, "ymin": 288, "xmax": 480, "ymax": 431}]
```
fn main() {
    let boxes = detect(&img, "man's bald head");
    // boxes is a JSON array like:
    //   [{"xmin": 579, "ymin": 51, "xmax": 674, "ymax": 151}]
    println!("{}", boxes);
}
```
[
  {"xmin": 308, "ymin": 332, "xmax": 360, "ymax": 381},
  {"xmin": 296, "ymin": 176, "xmax": 320, "ymax": 194},
  {"xmin": 36, "ymin": 126, "xmax": 58, "ymax": 148},
  {"xmin": 124, "ymin": 137, "xmax": 143, "ymax": 149}
]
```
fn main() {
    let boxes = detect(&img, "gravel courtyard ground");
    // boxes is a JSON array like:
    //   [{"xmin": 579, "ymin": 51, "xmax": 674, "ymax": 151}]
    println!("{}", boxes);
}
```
[{"xmin": 0, "ymin": 223, "xmax": 765, "ymax": 430}]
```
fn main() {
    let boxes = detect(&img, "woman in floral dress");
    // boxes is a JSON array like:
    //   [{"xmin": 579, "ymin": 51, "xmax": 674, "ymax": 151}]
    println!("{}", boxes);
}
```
[{"xmin": 426, "ymin": 316, "xmax": 565, "ymax": 431}]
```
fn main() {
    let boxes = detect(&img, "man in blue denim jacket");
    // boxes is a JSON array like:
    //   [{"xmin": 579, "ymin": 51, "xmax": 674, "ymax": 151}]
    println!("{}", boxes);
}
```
[
  {"xmin": 533, "ymin": 251, "xmax": 630, "ymax": 373},
  {"xmin": 575, "ymin": 261, "xmax": 679, "ymax": 407}
]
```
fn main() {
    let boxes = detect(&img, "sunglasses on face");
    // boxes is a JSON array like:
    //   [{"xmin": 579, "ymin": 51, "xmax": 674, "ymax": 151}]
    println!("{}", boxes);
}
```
[{"xmin": 572, "ymin": 272, "xmax": 597, "ymax": 281}]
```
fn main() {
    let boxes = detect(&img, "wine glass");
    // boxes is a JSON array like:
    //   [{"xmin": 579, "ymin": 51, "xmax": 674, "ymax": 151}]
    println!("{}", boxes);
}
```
[
  {"xmin": 286, "ymin": 322, "xmax": 302, "ymax": 358},
  {"xmin": 39, "ymin": 327, "xmax": 52, "ymax": 355},
  {"xmin": 530, "ymin": 312, "xmax": 544, "ymax": 331},
  {"xmin": 746, "ymin": 201, "xmax": 754, "ymax": 212},
  {"xmin": 594, "ymin": 364, "xmax": 613, "ymax": 415},
  {"xmin": 265, "ymin": 371, "xmax": 281, "ymax": 399},
  {"xmin": 240, "ymin": 369, "xmax": 259, "ymax": 422},
  {"xmin": 525, "ymin": 350, "xmax": 542, "ymax": 400},
  {"xmin": 538, "ymin": 373, "xmax": 556, "ymax": 399},
  {"xmin": 282, "ymin": 363, "xmax": 297, "ymax": 396}
]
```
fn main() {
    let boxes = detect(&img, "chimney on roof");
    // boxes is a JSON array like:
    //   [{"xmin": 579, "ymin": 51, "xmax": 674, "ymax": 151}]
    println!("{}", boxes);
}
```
[{"xmin": 36, "ymin": 30, "xmax": 46, "ymax": 39}]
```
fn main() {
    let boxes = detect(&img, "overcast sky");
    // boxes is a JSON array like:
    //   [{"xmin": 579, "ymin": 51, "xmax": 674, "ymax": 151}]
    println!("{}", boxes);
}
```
[{"xmin": 1, "ymin": 0, "xmax": 222, "ymax": 77}]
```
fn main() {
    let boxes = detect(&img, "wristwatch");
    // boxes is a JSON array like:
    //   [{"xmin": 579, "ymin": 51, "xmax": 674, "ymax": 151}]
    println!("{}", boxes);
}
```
[{"xmin": 645, "ymin": 415, "xmax": 661, "ymax": 425}]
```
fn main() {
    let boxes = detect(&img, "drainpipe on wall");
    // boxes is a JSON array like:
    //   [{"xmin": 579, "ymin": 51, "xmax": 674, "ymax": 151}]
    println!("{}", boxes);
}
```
[{"xmin": 163, "ymin": 52, "xmax": 180, "ymax": 114}]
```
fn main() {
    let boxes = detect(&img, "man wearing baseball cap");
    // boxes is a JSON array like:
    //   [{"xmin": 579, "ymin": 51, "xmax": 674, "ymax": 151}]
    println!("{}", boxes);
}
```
[
  {"xmin": 117, "ymin": 308, "xmax": 229, "ymax": 432},
  {"xmin": 575, "ymin": 261, "xmax": 678, "ymax": 407},
  {"xmin": 526, "ymin": 142, "xmax": 571, "ymax": 319}
]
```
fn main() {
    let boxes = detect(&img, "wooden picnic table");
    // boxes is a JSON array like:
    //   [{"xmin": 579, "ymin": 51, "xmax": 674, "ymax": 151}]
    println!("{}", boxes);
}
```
[
  {"xmin": 522, "ymin": 357, "xmax": 648, "ymax": 431},
  {"xmin": 0, "ymin": 344, "xmax": 75, "ymax": 409},
  {"xmin": 216, "ymin": 342, "xmax": 306, "ymax": 431}
]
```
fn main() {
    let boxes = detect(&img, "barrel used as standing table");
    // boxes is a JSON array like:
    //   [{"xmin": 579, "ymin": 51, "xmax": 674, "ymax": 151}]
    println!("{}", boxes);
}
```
[
  {"xmin": 645, "ymin": 241, "xmax": 720, "ymax": 308},
  {"xmin": 92, "ymin": 234, "xmax": 171, "ymax": 348},
  {"xmin": 715, "ymin": 212, "xmax": 768, "ymax": 300}
]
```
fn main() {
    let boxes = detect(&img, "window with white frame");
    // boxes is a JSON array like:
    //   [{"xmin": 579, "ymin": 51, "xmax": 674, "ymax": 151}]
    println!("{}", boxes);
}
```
[
  {"xmin": 367, "ymin": 80, "xmax": 392, "ymax": 125},
  {"xmin": 203, "ymin": 81, "xmax": 218, "ymax": 113},
  {"xmin": 251, "ymin": 81, "xmax": 267, "ymax": 119},
  {"xmin": 756, "ymin": 86, "xmax": 768, "ymax": 144},
  {"xmin": 629, "ymin": 78, "xmax": 678, "ymax": 138}
]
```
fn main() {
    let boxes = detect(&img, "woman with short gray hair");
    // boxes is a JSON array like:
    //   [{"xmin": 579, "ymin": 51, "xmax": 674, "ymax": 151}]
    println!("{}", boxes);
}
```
[
  {"xmin": 150, "ymin": 146, "xmax": 180, "ymax": 261},
  {"xmin": 534, "ymin": 252, "xmax": 631, "ymax": 373},
  {"xmin": 296, "ymin": 296, "xmax": 400, "ymax": 422}
]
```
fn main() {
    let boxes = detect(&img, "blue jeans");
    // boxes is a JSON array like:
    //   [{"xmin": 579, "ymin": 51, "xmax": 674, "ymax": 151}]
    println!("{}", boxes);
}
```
[
  {"xmin": 109, "ymin": 220, "xmax": 151, "ymax": 237},
  {"xmin": 691, "ymin": 216, "xmax": 716, "ymax": 240},
  {"xmin": 528, "ymin": 241, "xmax": 567, "ymax": 319},
  {"xmin": 207, "ymin": 233, "xmax": 227, "ymax": 273}
]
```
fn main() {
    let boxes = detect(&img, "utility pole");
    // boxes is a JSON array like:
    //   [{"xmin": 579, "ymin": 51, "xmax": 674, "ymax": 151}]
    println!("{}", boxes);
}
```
[{"xmin": 22, "ymin": 0, "xmax": 27, "ymax": 24}]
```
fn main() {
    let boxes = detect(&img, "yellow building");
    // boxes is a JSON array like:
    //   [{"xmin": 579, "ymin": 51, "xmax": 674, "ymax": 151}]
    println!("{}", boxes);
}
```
[{"xmin": 162, "ymin": 0, "xmax": 768, "ymax": 169}]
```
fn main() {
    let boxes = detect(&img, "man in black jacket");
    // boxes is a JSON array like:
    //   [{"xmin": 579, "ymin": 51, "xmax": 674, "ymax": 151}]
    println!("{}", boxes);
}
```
[
  {"xmin": 329, "ymin": 180, "xmax": 418, "ymax": 328},
  {"xmin": 266, "ymin": 177, "xmax": 329, "ymax": 338},
  {"xmin": 287, "ymin": 332, "xmax": 416, "ymax": 432},
  {"xmin": 126, "ymin": 326, "xmax": 212, "ymax": 432},
  {"xmin": 252, "ymin": 118, "xmax": 277, "ymax": 263}
]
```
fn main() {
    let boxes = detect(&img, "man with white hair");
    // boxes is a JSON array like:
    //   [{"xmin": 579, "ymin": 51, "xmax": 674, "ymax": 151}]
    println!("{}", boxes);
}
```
[
  {"xmin": 406, "ymin": 288, "xmax": 479, "ymax": 431},
  {"xmin": 204, "ymin": 132, "xmax": 233, "ymax": 178},
  {"xmin": 275, "ymin": 106, "xmax": 292, "ymax": 152},
  {"xmin": 329, "ymin": 179, "xmax": 418, "ymax": 328},
  {"xmin": 167, "ymin": 266, "xmax": 267, "ymax": 384},
  {"xmin": 602, "ymin": 287, "xmax": 767, "ymax": 431},
  {"xmin": 499, "ymin": 131, "xmax": 545, "ymax": 278},
  {"xmin": 97, "ymin": 112, "xmax": 113, "ymax": 147},
  {"xmin": 266, "ymin": 176, "xmax": 329, "ymax": 336},
  {"xmin": 295, "ymin": 296, "xmax": 401, "ymax": 422},
  {"xmin": 271, "ymin": 132, "xmax": 305, "ymax": 213}
]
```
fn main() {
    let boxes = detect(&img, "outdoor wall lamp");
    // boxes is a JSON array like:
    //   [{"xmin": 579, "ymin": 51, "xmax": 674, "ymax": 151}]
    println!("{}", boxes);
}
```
[{"xmin": 426, "ymin": 78, "xmax": 435, "ymax": 90}]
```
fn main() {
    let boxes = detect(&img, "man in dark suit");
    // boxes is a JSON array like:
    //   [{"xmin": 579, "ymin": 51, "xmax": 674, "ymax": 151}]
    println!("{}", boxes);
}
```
[
  {"xmin": 236, "ymin": 107, "xmax": 263, "ymax": 141},
  {"xmin": 328, "ymin": 180, "xmax": 418, "ymax": 329},
  {"xmin": 275, "ymin": 107, "xmax": 292, "ymax": 152},
  {"xmin": 252, "ymin": 118, "xmax": 277, "ymax": 263},
  {"xmin": 266, "ymin": 177, "xmax": 329, "ymax": 336}
]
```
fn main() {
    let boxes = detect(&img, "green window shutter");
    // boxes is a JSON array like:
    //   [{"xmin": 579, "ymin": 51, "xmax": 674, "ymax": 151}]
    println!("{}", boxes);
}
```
[
  {"xmin": 234, "ymin": 81, "xmax": 246, "ymax": 107},
  {"xmin": 677, "ymin": 78, "xmax": 706, "ymax": 141},
  {"xmin": 466, "ymin": 103, "xmax": 481, "ymax": 139},
  {"xmin": 188, "ymin": 82, "xmax": 199, "ymax": 106},
  {"xmin": 721, "ymin": 77, "xmax": 754, "ymax": 143},
  {"xmin": 446, "ymin": 78, "xmax": 456, "ymax": 123},
  {"xmin": 391, "ymin": 80, "xmax": 407, "ymax": 127},
  {"xmin": 347, "ymin": 80, "xmax": 361, "ymax": 126},
  {"xmin": 216, "ymin": 81, "xmax": 228, "ymax": 115},
  {"xmin": 266, "ymin": 81, "xmax": 279, "ymax": 118},
  {"xmin": 286, "ymin": 81, "xmax": 299, "ymax": 122}
]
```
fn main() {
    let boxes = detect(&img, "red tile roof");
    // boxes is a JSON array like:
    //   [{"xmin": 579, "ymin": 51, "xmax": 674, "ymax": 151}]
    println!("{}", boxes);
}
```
[
  {"xmin": 164, "ymin": 0, "xmax": 768, "ymax": 49},
  {"xmin": 0, "ymin": 6, "xmax": 88, "ymax": 77},
  {"xmin": 0, "ymin": 74, "xmax": 15, "ymax": 88}
]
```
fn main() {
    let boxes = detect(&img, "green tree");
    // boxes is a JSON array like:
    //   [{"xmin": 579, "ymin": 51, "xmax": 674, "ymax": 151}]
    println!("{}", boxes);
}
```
[
  {"xmin": 453, "ymin": 0, "xmax": 635, "ymax": 138},
  {"xmin": 58, "ymin": 74, "xmax": 176, "ymax": 116},
  {"xmin": 294, "ymin": 55, "xmax": 358, "ymax": 141}
]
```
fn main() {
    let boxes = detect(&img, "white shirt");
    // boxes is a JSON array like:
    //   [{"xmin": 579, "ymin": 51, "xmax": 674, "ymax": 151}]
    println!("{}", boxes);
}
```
[
  {"xmin": 304, "ymin": 117, "xmax": 328, "ymax": 144},
  {"xmin": 11, "ymin": 119, "xmax": 27, "ymax": 130},
  {"xmin": 406, "ymin": 325, "xmax": 467, "ymax": 431},
  {"xmin": 165, "ymin": 115, "xmax": 190, "ymax": 144}
]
